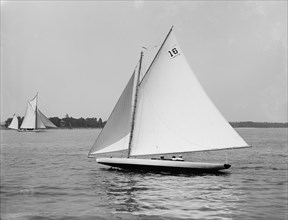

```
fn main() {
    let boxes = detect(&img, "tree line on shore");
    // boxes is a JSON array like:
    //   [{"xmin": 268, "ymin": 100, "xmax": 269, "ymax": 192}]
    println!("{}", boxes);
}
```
[
  {"xmin": 229, "ymin": 121, "xmax": 287, "ymax": 128},
  {"xmin": 4, "ymin": 114, "xmax": 106, "ymax": 128}
]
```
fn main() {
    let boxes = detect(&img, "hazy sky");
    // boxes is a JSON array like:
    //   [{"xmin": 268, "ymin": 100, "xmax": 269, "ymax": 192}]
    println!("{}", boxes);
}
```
[{"xmin": 1, "ymin": 1, "xmax": 287, "ymax": 123}]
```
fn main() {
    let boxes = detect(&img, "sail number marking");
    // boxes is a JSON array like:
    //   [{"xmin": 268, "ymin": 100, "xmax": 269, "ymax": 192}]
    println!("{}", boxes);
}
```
[{"xmin": 168, "ymin": 47, "xmax": 180, "ymax": 58}]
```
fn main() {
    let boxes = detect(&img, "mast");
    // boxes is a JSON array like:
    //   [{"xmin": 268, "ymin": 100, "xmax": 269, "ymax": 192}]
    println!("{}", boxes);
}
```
[
  {"xmin": 127, "ymin": 26, "xmax": 173, "ymax": 157},
  {"xmin": 35, "ymin": 92, "xmax": 38, "ymax": 129},
  {"xmin": 127, "ymin": 51, "xmax": 143, "ymax": 158}
]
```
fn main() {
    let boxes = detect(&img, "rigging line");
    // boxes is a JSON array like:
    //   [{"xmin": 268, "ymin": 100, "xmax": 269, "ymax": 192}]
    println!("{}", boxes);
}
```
[
  {"xmin": 141, "ymin": 88, "xmax": 210, "ymax": 150},
  {"xmin": 145, "ymin": 43, "xmax": 158, "ymax": 52},
  {"xmin": 30, "ymin": 92, "xmax": 38, "ymax": 102},
  {"xmin": 139, "ymin": 26, "xmax": 174, "ymax": 86}
]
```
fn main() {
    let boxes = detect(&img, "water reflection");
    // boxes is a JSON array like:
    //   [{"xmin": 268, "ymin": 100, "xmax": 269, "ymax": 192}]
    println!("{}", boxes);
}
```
[
  {"xmin": 88, "ymin": 168, "xmax": 143, "ymax": 213},
  {"xmin": 88, "ymin": 166, "xmax": 242, "ymax": 219},
  {"xmin": 104, "ymin": 169, "xmax": 141, "ymax": 213}
]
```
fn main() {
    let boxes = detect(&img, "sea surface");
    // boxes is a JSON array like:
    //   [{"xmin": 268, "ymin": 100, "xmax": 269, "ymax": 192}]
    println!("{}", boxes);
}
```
[{"xmin": 1, "ymin": 128, "xmax": 287, "ymax": 220}]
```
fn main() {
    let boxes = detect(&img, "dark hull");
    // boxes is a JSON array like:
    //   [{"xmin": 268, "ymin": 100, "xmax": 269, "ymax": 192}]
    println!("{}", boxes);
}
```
[
  {"xmin": 18, "ymin": 129, "xmax": 46, "ymax": 132},
  {"xmin": 96, "ymin": 158, "xmax": 231, "ymax": 174}
]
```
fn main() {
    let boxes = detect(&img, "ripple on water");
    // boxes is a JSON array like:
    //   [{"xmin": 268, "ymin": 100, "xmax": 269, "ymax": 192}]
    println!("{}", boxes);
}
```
[{"xmin": 1, "ymin": 128, "xmax": 287, "ymax": 220}]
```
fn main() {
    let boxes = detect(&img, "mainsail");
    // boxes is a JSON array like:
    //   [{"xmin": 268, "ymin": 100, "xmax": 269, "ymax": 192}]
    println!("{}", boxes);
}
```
[
  {"xmin": 20, "ymin": 93, "xmax": 56, "ymax": 130},
  {"xmin": 8, "ymin": 114, "xmax": 19, "ymax": 130},
  {"xmin": 131, "ymin": 29, "xmax": 248, "ymax": 156},
  {"xmin": 89, "ymin": 27, "xmax": 249, "ymax": 158},
  {"xmin": 20, "ymin": 101, "xmax": 36, "ymax": 129}
]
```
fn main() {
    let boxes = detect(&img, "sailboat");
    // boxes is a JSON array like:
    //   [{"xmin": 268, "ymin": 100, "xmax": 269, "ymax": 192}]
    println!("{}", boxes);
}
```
[
  {"xmin": 20, "ymin": 93, "xmax": 57, "ymax": 131},
  {"xmin": 8, "ymin": 114, "xmax": 19, "ymax": 130},
  {"xmin": 88, "ymin": 27, "xmax": 250, "ymax": 172}
]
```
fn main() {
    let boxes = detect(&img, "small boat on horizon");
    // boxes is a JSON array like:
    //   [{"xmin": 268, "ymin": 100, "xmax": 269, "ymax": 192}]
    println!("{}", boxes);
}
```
[
  {"xmin": 19, "ymin": 93, "xmax": 57, "ymax": 132},
  {"xmin": 88, "ymin": 26, "xmax": 251, "ymax": 173}
]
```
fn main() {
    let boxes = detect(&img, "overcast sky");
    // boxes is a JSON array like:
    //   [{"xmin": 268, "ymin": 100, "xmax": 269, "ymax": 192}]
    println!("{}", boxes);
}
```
[{"xmin": 1, "ymin": 1, "xmax": 287, "ymax": 123}]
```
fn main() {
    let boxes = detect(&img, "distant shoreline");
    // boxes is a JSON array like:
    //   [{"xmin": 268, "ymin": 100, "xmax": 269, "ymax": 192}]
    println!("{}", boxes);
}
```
[
  {"xmin": 229, "ymin": 121, "xmax": 288, "ymax": 128},
  {"xmin": 1, "ymin": 121, "xmax": 287, "ymax": 129}
]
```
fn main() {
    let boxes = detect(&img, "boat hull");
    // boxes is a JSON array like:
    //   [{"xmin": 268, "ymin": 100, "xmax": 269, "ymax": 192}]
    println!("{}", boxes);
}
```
[
  {"xmin": 96, "ymin": 158, "xmax": 231, "ymax": 173},
  {"xmin": 18, "ymin": 129, "xmax": 46, "ymax": 132}
]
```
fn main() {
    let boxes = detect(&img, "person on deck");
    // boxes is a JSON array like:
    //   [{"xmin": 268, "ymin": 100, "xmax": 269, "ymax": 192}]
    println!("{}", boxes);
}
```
[{"xmin": 176, "ymin": 155, "xmax": 184, "ymax": 161}]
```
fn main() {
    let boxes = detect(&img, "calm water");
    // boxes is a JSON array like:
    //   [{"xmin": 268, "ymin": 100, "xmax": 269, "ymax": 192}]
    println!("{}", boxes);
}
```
[{"xmin": 1, "ymin": 128, "xmax": 287, "ymax": 220}]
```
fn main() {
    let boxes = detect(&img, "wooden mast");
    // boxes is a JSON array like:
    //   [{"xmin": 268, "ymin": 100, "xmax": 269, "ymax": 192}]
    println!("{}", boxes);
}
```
[
  {"xmin": 35, "ymin": 92, "xmax": 38, "ymax": 129},
  {"xmin": 127, "ymin": 51, "xmax": 143, "ymax": 158},
  {"xmin": 127, "ymin": 26, "xmax": 174, "ymax": 157}
]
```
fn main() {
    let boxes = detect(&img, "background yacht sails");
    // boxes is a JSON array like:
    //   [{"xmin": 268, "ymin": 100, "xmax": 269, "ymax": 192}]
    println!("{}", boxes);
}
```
[
  {"xmin": 20, "ymin": 94, "xmax": 56, "ymax": 130},
  {"xmin": 8, "ymin": 114, "xmax": 18, "ymax": 130}
]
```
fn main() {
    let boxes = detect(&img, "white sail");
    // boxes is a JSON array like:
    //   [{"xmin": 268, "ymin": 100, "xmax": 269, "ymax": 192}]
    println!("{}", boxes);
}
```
[
  {"xmin": 20, "ymin": 93, "xmax": 56, "ymax": 130},
  {"xmin": 29, "ymin": 94, "xmax": 37, "ymax": 111},
  {"xmin": 36, "ymin": 112, "xmax": 46, "ymax": 129},
  {"xmin": 89, "ymin": 73, "xmax": 136, "ymax": 155},
  {"xmin": 88, "ymin": 28, "xmax": 249, "ymax": 159},
  {"xmin": 8, "ymin": 114, "xmax": 18, "ymax": 130},
  {"xmin": 130, "ymin": 31, "xmax": 249, "ymax": 156},
  {"xmin": 20, "ymin": 102, "xmax": 36, "ymax": 129},
  {"xmin": 37, "ymin": 109, "xmax": 57, "ymax": 128}
]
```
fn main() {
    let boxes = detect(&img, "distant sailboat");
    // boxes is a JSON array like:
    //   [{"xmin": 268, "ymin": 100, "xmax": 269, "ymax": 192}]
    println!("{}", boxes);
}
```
[
  {"xmin": 8, "ymin": 114, "xmax": 19, "ymax": 130},
  {"xmin": 88, "ymin": 27, "xmax": 250, "ymax": 172},
  {"xmin": 20, "ymin": 93, "xmax": 56, "ymax": 131}
]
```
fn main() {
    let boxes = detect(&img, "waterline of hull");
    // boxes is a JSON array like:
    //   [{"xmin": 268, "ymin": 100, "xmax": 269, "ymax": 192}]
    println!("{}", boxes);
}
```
[{"xmin": 96, "ymin": 157, "xmax": 230, "ymax": 173}]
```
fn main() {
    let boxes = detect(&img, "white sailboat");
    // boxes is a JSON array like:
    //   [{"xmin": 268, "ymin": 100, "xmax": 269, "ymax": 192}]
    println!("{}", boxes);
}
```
[
  {"xmin": 88, "ymin": 27, "xmax": 250, "ymax": 172},
  {"xmin": 20, "ymin": 93, "xmax": 57, "ymax": 131},
  {"xmin": 8, "ymin": 114, "xmax": 19, "ymax": 130}
]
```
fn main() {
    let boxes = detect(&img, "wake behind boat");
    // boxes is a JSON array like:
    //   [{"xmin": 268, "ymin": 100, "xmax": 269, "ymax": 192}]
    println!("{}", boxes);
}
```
[{"xmin": 88, "ymin": 26, "xmax": 250, "ymax": 173}]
